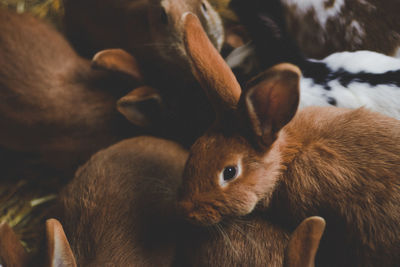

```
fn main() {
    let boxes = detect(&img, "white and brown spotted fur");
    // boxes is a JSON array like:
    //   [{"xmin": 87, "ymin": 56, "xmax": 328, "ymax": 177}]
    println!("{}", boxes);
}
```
[
  {"xmin": 278, "ymin": 0, "xmax": 400, "ymax": 58},
  {"xmin": 226, "ymin": 0, "xmax": 400, "ymax": 120}
]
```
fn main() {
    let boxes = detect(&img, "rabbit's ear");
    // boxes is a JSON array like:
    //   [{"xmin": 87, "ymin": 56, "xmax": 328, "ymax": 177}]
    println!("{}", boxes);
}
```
[
  {"xmin": 244, "ymin": 63, "xmax": 301, "ymax": 145},
  {"xmin": 285, "ymin": 216, "xmax": 326, "ymax": 267},
  {"xmin": 46, "ymin": 219, "xmax": 77, "ymax": 267},
  {"xmin": 117, "ymin": 86, "xmax": 164, "ymax": 128},
  {"xmin": 0, "ymin": 223, "xmax": 29, "ymax": 267},
  {"xmin": 182, "ymin": 12, "xmax": 241, "ymax": 115},
  {"xmin": 92, "ymin": 49, "xmax": 143, "ymax": 81}
]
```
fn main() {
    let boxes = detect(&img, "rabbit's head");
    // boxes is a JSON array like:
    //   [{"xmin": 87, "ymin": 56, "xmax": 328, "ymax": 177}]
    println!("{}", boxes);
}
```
[{"xmin": 178, "ymin": 13, "xmax": 301, "ymax": 226}]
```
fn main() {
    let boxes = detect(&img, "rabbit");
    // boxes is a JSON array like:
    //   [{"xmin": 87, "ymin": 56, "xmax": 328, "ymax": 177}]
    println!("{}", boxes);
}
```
[
  {"xmin": 282, "ymin": 0, "xmax": 400, "ymax": 59},
  {"xmin": 63, "ymin": 0, "xmax": 224, "ymax": 60},
  {"xmin": 0, "ymin": 8, "xmax": 195, "ymax": 180},
  {"xmin": 63, "ymin": 0, "xmax": 223, "ymax": 88},
  {"xmin": 229, "ymin": 0, "xmax": 400, "ymax": 59},
  {"xmin": 0, "ymin": 211, "xmax": 325, "ymax": 266},
  {"xmin": 63, "ymin": 0, "xmax": 226, "ymax": 142},
  {"xmin": 175, "ymin": 215, "xmax": 325, "ymax": 267},
  {"xmin": 177, "ymin": 13, "xmax": 400, "ymax": 267},
  {"xmin": 38, "ymin": 136, "xmax": 187, "ymax": 266},
  {"xmin": 225, "ymin": 0, "xmax": 400, "ymax": 120}
]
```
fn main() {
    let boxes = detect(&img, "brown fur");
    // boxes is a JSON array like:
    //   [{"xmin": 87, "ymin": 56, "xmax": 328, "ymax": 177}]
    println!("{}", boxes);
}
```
[
  {"xmin": 178, "ymin": 13, "xmax": 400, "ymax": 267},
  {"xmin": 183, "ymin": 13, "xmax": 241, "ymax": 113},
  {"xmin": 62, "ymin": 0, "xmax": 223, "ymax": 90},
  {"xmin": 175, "ymin": 215, "xmax": 290, "ymax": 266},
  {"xmin": 0, "ymin": 138, "xmax": 325, "ymax": 266},
  {"xmin": 46, "ymin": 136, "xmax": 188, "ymax": 266},
  {"xmin": 45, "ymin": 219, "xmax": 77, "ymax": 267},
  {"xmin": 2, "ymin": 207, "xmax": 324, "ymax": 266},
  {"xmin": 284, "ymin": 216, "xmax": 326, "ymax": 267},
  {"xmin": 63, "ymin": 0, "xmax": 225, "ymax": 143},
  {"xmin": 0, "ymin": 223, "xmax": 29, "ymax": 267},
  {"xmin": 0, "ymin": 9, "xmax": 197, "ymax": 180}
]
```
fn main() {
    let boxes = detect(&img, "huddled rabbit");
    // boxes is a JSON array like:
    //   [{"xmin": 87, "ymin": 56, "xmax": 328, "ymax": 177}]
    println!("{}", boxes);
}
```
[
  {"xmin": 63, "ymin": 0, "xmax": 227, "ymax": 142},
  {"xmin": 0, "ymin": 134, "xmax": 325, "ymax": 267},
  {"xmin": 176, "ymin": 214, "xmax": 325, "ymax": 267},
  {"xmin": 226, "ymin": 0, "xmax": 400, "ymax": 120},
  {"xmin": 178, "ymin": 13, "xmax": 400, "ymax": 267},
  {"xmin": 0, "ymin": 8, "xmax": 201, "ymax": 180},
  {"xmin": 238, "ymin": 0, "xmax": 400, "ymax": 59},
  {"xmin": 1, "ymin": 201, "xmax": 325, "ymax": 267}
]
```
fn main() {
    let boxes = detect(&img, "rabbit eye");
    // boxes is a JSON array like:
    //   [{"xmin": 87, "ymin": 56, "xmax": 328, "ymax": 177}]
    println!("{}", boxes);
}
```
[
  {"xmin": 222, "ymin": 166, "xmax": 238, "ymax": 181},
  {"xmin": 201, "ymin": 2, "xmax": 207, "ymax": 12},
  {"xmin": 160, "ymin": 8, "xmax": 168, "ymax": 25}
]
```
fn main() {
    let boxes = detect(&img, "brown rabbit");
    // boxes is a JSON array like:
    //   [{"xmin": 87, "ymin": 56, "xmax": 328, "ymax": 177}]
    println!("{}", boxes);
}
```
[
  {"xmin": 0, "ymin": 212, "xmax": 325, "ymax": 266},
  {"xmin": 177, "ymin": 13, "xmax": 400, "ymax": 267},
  {"xmin": 63, "ymin": 0, "xmax": 224, "ymax": 63},
  {"xmin": 63, "ymin": 0, "xmax": 223, "ymax": 89},
  {"xmin": 229, "ymin": 0, "xmax": 400, "ymax": 59},
  {"xmin": 0, "ymin": 9, "xmax": 186, "ymax": 180},
  {"xmin": 175, "ymin": 215, "xmax": 325, "ymax": 267},
  {"xmin": 63, "ymin": 0, "xmax": 225, "ymax": 142},
  {"xmin": 44, "ymin": 136, "xmax": 188, "ymax": 266}
]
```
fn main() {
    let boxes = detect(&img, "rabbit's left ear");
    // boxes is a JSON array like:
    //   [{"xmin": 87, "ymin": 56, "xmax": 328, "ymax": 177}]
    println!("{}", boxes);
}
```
[
  {"xmin": 182, "ymin": 12, "xmax": 241, "ymax": 115},
  {"xmin": 244, "ymin": 63, "xmax": 301, "ymax": 145},
  {"xmin": 0, "ymin": 223, "xmax": 29, "ymax": 267},
  {"xmin": 284, "ymin": 216, "xmax": 326, "ymax": 267},
  {"xmin": 117, "ymin": 86, "xmax": 164, "ymax": 128},
  {"xmin": 92, "ymin": 49, "xmax": 143, "ymax": 81},
  {"xmin": 46, "ymin": 219, "xmax": 77, "ymax": 267}
]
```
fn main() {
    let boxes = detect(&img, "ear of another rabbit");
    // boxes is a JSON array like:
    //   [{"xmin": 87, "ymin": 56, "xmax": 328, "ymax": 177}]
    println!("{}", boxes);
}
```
[
  {"xmin": 244, "ymin": 63, "xmax": 301, "ymax": 145},
  {"xmin": 46, "ymin": 219, "xmax": 77, "ymax": 267},
  {"xmin": 92, "ymin": 48, "xmax": 143, "ymax": 81},
  {"xmin": 285, "ymin": 216, "xmax": 326, "ymax": 267},
  {"xmin": 117, "ymin": 86, "xmax": 164, "ymax": 128},
  {"xmin": 182, "ymin": 12, "xmax": 241, "ymax": 115},
  {"xmin": 0, "ymin": 223, "xmax": 29, "ymax": 267}
]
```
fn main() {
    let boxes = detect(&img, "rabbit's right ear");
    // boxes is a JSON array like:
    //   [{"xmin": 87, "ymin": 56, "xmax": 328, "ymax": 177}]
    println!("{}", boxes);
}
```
[
  {"xmin": 45, "ymin": 219, "xmax": 77, "ymax": 267},
  {"xmin": 0, "ymin": 223, "xmax": 29, "ymax": 267},
  {"xmin": 244, "ymin": 63, "xmax": 301, "ymax": 145},
  {"xmin": 117, "ymin": 86, "xmax": 164, "ymax": 128},
  {"xmin": 284, "ymin": 216, "xmax": 326, "ymax": 267}
]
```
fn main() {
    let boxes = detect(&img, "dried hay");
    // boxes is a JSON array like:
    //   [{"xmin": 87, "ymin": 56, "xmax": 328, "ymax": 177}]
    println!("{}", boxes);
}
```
[{"xmin": 0, "ymin": 0, "xmax": 63, "ymax": 28}]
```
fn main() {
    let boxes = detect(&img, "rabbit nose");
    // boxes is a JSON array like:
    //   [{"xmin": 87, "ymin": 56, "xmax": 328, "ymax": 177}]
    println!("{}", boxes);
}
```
[
  {"xmin": 178, "ymin": 201, "xmax": 206, "ymax": 225},
  {"xmin": 178, "ymin": 200, "xmax": 195, "ymax": 216}
]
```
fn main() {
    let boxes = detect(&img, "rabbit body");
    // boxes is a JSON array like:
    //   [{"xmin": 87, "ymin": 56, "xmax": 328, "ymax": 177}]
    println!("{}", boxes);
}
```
[
  {"xmin": 267, "ymin": 106, "xmax": 400, "ymax": 266},
  {"xmin": 233, "ymin": 0, "xmax": 400, "ymax": 59},
  {"xmin": 0, "ymin": 8, "xmax": 147, "ymax": 179},
  {"xmin": 50, "ymin": 136, "xmax": 188, "ymax": 266},
  {"xmin": 175, "ymin": 215, "xmax": 290, "ymax": 267},
  {"xmin": 179, "ymin": 13, "xmax": 400, "ymax": 267},
  {"xmin": 181, "ymin": 82, "xmax": 400, "ymax": 267},
  {"xmin": 63, "ymin": 0, "xmax": 223, "ymax": 90},
  {"xmin": 62, "ymin": 0, "xmax": 226, "ymax": 147},
  {"xmin": 280, "ymin": 0, "xmax": 400, "ymax": 58},
  {"xmin": 50, "ymin": 136, "xmax": 324, "ymax": 267}
]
